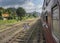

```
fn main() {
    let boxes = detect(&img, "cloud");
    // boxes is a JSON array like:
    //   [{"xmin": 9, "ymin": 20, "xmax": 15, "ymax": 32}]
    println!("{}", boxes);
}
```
[
  {"xmin": 0, "ymin": 0, "xmax": 28, "ymax": 6},
  {"xmin": 21, "ymin": 2, "xmax": 35, "ymax": 13},
  {"xmin": 1, "ymin": 0, "xmax": 43, "ymax": 13},
  {"xmin": 21, "ymin": 2, "xmax": 42, "ymax": 13},
  {"xmin": 36, "ymin": 5, "xmax": 42, "ymax": 13},
  {"xmin": 0, "ymin": 0, "xmax": 2, "ymax": 2},
  {"xmin": 21, "ymin": 2, "xmax": 35, "ymax": 9}
]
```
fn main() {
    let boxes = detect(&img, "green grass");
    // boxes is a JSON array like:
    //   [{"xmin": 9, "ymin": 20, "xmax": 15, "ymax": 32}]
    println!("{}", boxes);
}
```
[
  {"xmin": 0, "ymin": 18, "xmax": 36, "ymax": 32},
  {"xmin": 0, "ymin": 20, "xmax": 18, "ymax": 25},
  {"xmin": 0, "ymin": 20, "xmax": 18, "ymax": 30}
]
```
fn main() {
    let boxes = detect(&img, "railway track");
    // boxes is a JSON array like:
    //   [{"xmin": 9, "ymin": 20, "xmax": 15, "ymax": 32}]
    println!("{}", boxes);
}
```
[
  {"xmin": 8, "ymin": 26, "xmax": 34, "ymax": 43},
  {"xmin": 0, "ymin": 22, "xmax": 24, "ymax": 43},
  {"xmin": 0, "ymin": 18, "xmax": 46, "ymax": 43},
  {"xmin": 26, "ymin": 19, "xmax": 46, "ymax": 43},
  {"xmin": 8, "ymin": 19, "xmax": 46, "ymax": 43},
  {"xmin": 8, "ymin": 19, "xmax": 38, "ymax": 43},
  {"xmin": 0, "ymin": 18, "xmax": 37, "ymax": 43}
]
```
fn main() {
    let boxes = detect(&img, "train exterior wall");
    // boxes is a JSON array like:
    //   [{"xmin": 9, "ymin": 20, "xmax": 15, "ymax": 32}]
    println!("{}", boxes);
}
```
[{"xmin": 42, "ymin": 0, "xmax": 60, "ymax": 43}]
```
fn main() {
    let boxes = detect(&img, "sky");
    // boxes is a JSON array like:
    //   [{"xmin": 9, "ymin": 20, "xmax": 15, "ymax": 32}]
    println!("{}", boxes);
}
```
[{"xmin": 0, "ymin": 0, "xmax": 44, "ymax": 13}]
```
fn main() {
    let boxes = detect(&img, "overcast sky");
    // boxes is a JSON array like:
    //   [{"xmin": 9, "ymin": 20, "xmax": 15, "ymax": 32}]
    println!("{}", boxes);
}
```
[{"xmin": 0, "ymin": 0, "xmax": 44, "ymax": 13}]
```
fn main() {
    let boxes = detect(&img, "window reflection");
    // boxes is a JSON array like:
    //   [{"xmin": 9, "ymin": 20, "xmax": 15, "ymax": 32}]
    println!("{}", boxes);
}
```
[{"xmin": 52, "ymin": 6, "xmax": 60, "ymax": 37}]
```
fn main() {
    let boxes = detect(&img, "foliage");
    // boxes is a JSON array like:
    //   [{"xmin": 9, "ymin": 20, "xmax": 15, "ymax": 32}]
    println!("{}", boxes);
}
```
[
  {"xmin": 32, "ymin": 12, "xmax": 37, "ymax": 17},
  {"xmin": 0, "ymin": 7, "xmax": 36, "ymax": 21},
  {"xmin": 16, "ymin": 7, "xmax": 26, "ymax": 20},
  {"xmin": 0, "ymin": 20, "xmax": 17, "ymax": 25},
  {"xmin": 0, "ymin": 7, "xmax": 4, "ymax": 19},
  {"xmin": 5, "ymin": 8, "xmax": 17, "ymax": 19}
]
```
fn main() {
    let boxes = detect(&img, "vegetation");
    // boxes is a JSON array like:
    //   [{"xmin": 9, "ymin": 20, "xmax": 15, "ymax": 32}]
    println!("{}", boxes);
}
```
[
  {"xmin": 0, "ymin": 7, "xmax": 38, "ymax": 25},
  {"xmin": 0, "ymin": 20, "xmax": 18, "ymax": 25},
  {"xmin": 16, "ymin": 7, "xmax": 26, "ymax": 20},
  {"xmin": 0, "ymin": 7, "xmax": 4, "ymax": 20}
]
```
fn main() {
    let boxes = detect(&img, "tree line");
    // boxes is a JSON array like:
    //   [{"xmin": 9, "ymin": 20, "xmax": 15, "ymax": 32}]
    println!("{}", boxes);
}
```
[{"xmin": 0, "ymin": 7, "xmax": 37, "ymax": 21}]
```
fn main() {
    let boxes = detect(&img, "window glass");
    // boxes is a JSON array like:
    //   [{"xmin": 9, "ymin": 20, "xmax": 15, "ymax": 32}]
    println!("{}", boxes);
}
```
[{"xmin": 52, "ymin": 6, "xmax": 60, "ymax": 37}]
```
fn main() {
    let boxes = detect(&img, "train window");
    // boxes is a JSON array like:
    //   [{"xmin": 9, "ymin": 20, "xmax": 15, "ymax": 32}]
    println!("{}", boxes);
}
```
[{"xmin": 52, "ymin": 5, "xmax": 60, "ymax": 37}]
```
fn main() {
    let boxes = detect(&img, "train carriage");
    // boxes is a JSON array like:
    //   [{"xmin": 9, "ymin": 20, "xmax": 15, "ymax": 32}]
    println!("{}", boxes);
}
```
[{"xmin": 41, "ymin": 0, "xmax": 60, "ymax": 43}]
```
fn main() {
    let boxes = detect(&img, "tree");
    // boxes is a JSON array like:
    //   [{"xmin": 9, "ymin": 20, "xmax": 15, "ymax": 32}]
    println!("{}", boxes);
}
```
[
  {"xmin": 16, "ymin": 7, "xmax": 26, "ymax": 20},
  {"xmin": 0, "ymin": 7, "xmax": 4, "ymax": 20},
  {"xmin": 5, "ymin": 8, "xmax": 17, "ymax": 19},
  {"xmin": 33, "ymin": 11, "xmax": 37, "ymax": 17}
]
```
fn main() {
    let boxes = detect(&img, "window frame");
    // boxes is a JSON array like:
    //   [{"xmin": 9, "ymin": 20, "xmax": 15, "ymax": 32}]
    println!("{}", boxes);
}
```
[
  {"xmin": 46, "ymin": 0, "xmax": 50, "ymax": 6},
  {"xmin": 51, "ymin": 4, "xmax": 60, "ymax": 39}
]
